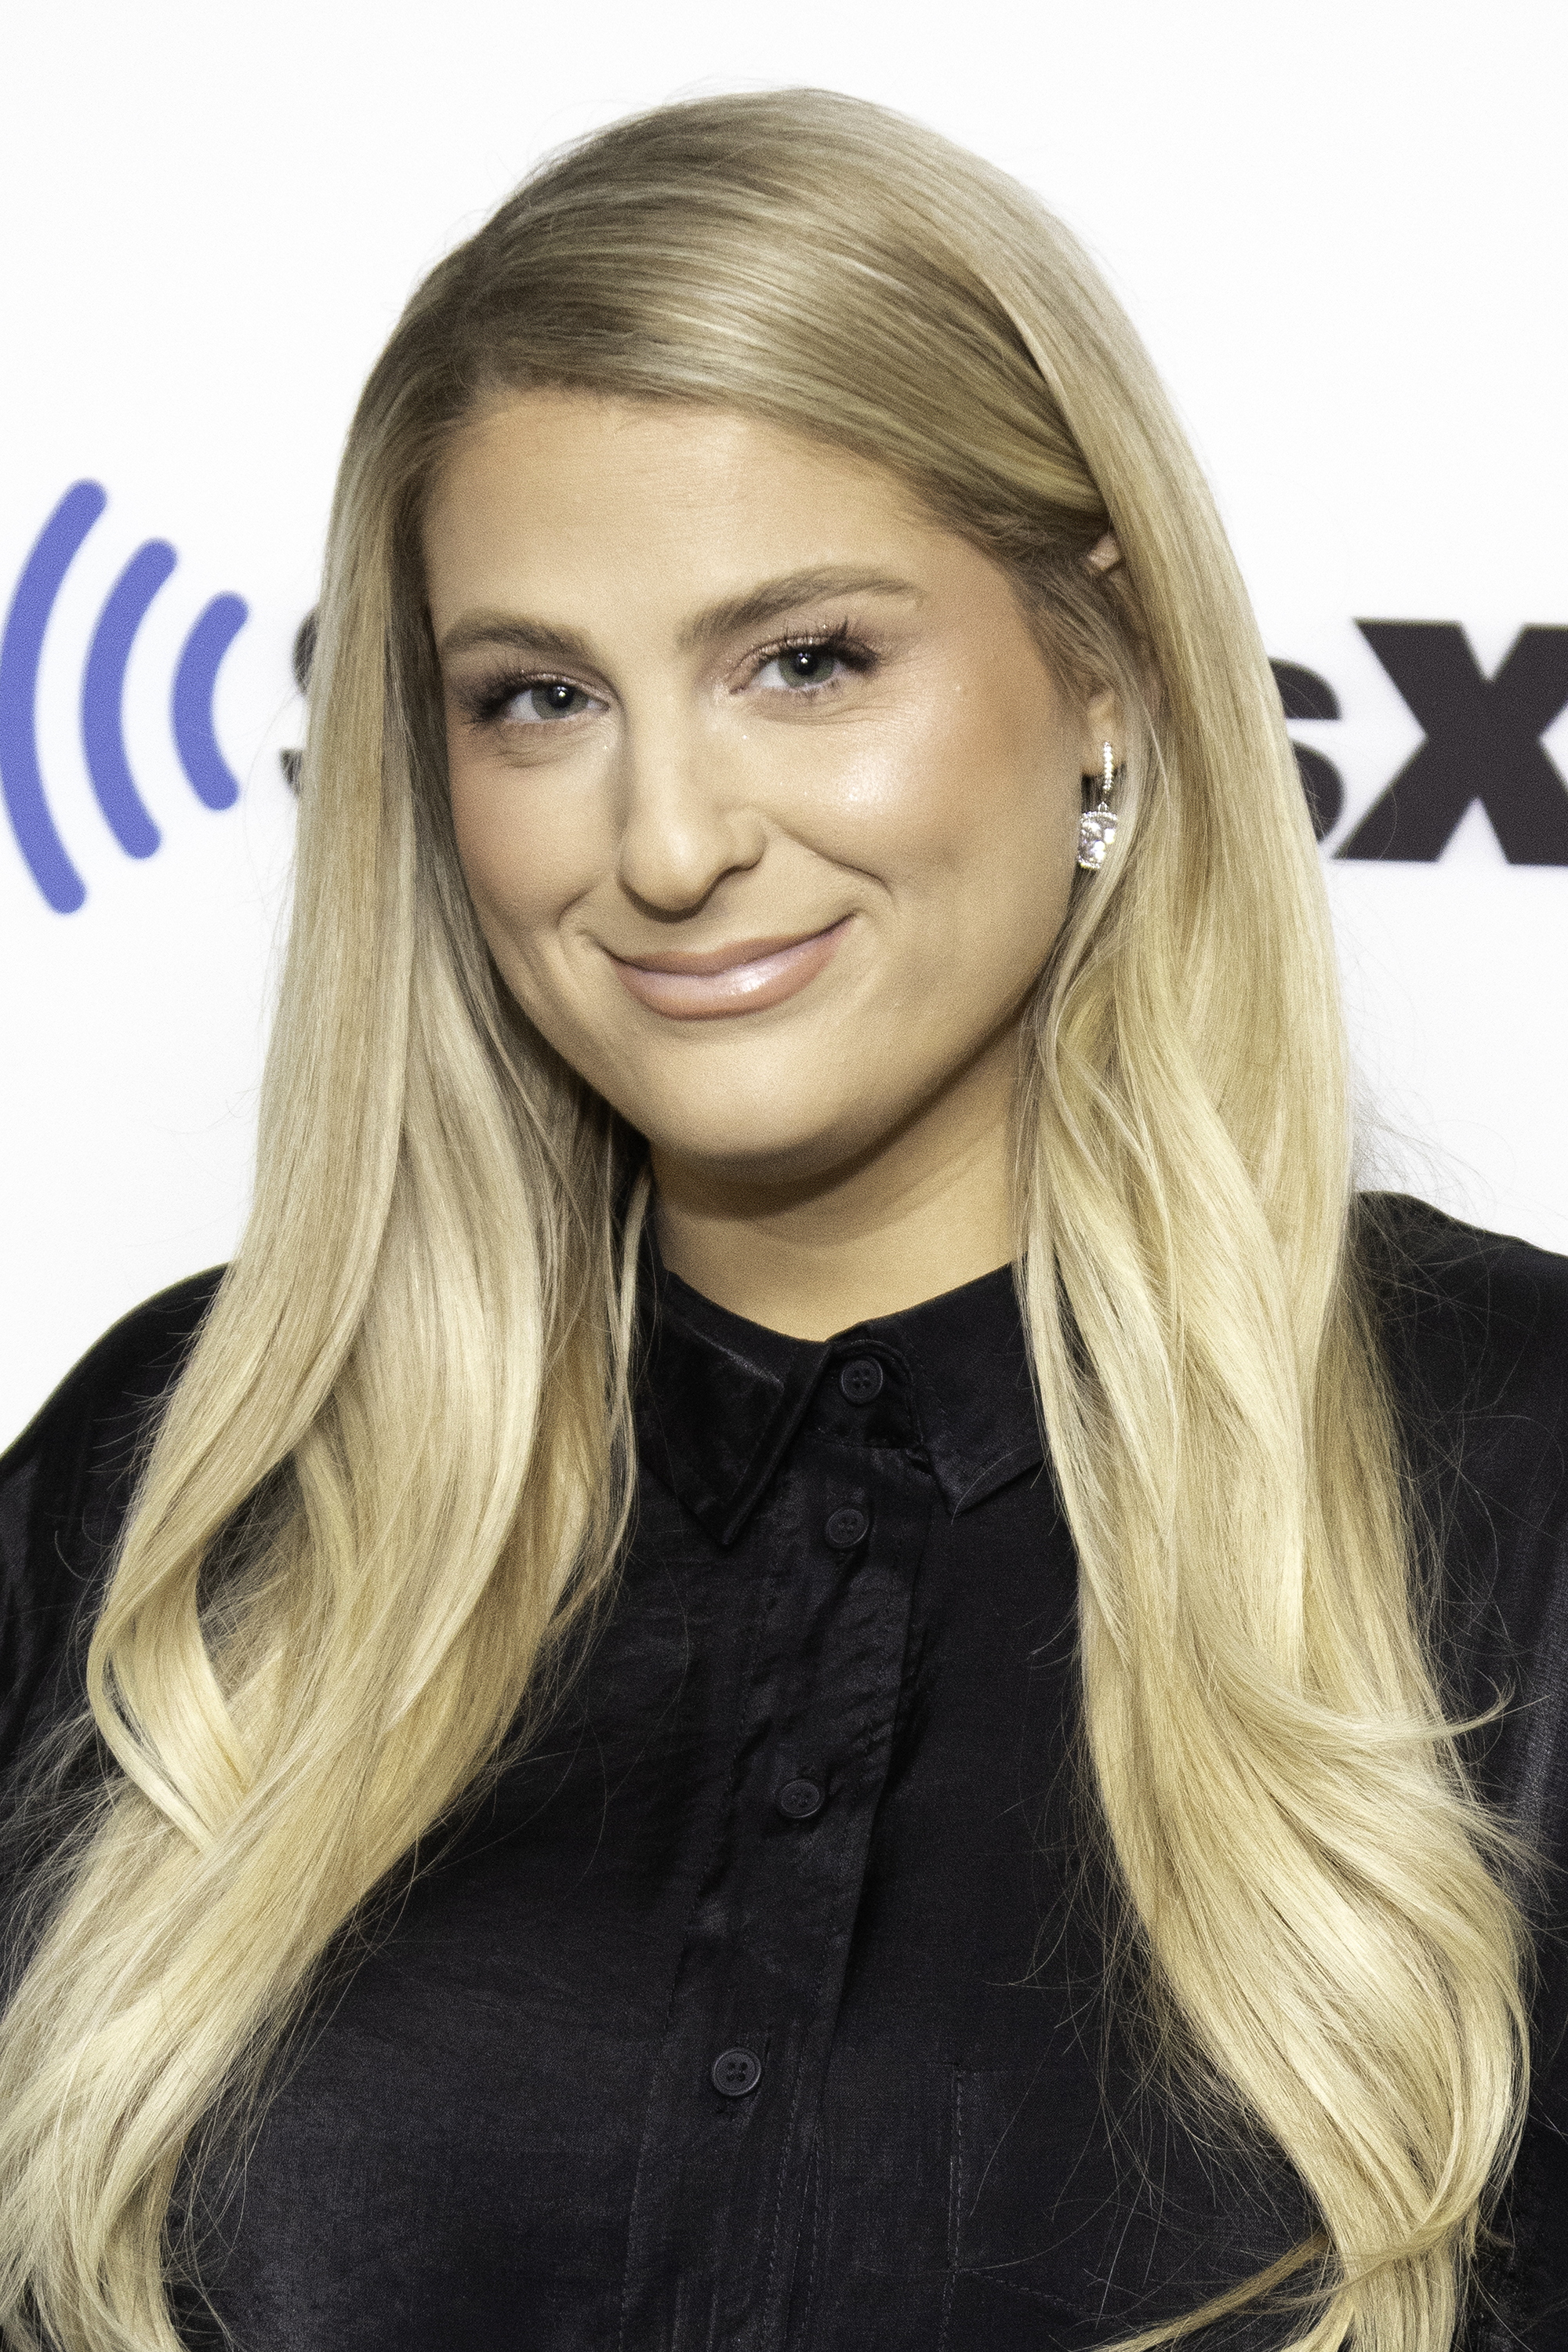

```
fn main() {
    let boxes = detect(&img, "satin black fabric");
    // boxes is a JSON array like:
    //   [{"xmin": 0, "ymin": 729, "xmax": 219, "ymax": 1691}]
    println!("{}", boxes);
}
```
[{"xmin": 3, "ymin": 1196, "xmax": 1568, "ymax": 2351}]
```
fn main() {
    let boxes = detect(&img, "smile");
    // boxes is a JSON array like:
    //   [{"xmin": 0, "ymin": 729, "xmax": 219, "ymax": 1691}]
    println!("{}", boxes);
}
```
[{"xmin": 607, "ymin": 920, "xmax": 851, "ymax": 1020}]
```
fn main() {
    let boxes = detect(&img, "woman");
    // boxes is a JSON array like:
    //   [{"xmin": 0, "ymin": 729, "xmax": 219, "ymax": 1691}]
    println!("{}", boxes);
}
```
[{"xmin": 2, "ymin": 87, "xmax": 1566, "ymax": 2352}]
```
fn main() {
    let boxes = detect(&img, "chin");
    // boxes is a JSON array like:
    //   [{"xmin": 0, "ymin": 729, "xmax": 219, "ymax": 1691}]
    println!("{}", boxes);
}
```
[{"xmin": 639, "ymin": 1093, "xmax": 880, "ymax": 1194}]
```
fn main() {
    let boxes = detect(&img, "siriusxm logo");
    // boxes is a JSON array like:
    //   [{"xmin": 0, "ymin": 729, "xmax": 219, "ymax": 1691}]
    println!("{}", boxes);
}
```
[
  {"xmin": 1276, "ymin": 630, "xmax": 1568, "ymax": 862},
  {"xmin": 0, "ymin": 482, "xmax": 248, "ymax": 913}
]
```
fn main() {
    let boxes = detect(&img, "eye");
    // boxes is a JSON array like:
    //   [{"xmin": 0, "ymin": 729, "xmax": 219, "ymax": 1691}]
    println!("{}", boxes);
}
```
[
  {"xmin": 497, "ymin": 679, "xmax": 604, "ymax": 724},
  {"xmin": 753, "ymin": 638, "xmax": 864, "ymax": 695}
]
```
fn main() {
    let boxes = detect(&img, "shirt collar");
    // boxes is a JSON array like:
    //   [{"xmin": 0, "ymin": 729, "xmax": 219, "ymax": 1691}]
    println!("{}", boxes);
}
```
[{"xmin": 634, "ymin": 1245, "xmax": 1046, "ymax": 1546}]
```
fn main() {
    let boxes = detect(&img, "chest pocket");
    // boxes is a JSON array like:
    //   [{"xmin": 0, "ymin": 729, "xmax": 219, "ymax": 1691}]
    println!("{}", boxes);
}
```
[{"xmin": 944, "ymin": 2068, "xmax": 1316, "ymax": 2352}]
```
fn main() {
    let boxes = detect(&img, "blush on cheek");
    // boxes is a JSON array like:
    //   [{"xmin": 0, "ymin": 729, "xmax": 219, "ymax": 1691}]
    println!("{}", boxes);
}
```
[{"xmin": 448, "ymin": 780, "xmax": 545, "ymax": 942}]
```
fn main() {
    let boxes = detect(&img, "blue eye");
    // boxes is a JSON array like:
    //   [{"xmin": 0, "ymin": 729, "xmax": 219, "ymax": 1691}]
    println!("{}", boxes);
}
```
[
  {"xmin": 775, "ymin": 645, "xmax": 841, "ymax": 688},
  {"xmin": 504, "ymin": 681, "xmax": 597, "ymax": 724},
  {"xmin": 757, "ymin": 638, "xmax": 865, "ymax": 694}
]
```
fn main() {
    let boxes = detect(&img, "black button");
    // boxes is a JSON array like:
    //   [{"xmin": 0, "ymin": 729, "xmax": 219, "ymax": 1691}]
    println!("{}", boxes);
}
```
[
  {"xmin": 839, "ymin": 1356, "xmax": 884, "ymax": 1403},
  {"xmin": 824, "ymin": 1505, "xmax": 869, "ymax": 1548},
  {"xmin": 777, "ymin": 1777, "xmax": 824, "ymax": 1820},
  {"xmin": 712, "ymin": 2047, "xmax": 764, "ymax": 2097}
]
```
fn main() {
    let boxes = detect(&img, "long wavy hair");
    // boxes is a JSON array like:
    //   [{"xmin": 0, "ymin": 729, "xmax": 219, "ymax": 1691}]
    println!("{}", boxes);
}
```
[{"xmin": 0, "ymin": 89, "xmax": 1534, "ymax": 2352}]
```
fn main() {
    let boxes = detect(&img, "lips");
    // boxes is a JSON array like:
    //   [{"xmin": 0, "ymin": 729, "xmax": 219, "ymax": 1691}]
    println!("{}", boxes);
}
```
[{"xmin": 608, "ymin": 919, "xmax": 850, "ymax": 1020}]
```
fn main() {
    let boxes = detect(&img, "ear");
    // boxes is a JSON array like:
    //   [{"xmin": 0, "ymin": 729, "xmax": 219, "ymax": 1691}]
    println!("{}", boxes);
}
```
[{"xmin": 1080, "ymin": 684, "xmax": 1123, "ymax": 777}]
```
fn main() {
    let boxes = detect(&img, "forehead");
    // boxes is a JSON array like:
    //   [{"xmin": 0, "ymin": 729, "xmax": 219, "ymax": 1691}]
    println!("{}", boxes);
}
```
[{"xmin": 422, "ymin": 390, "xmax": 948, "ymax": 629}]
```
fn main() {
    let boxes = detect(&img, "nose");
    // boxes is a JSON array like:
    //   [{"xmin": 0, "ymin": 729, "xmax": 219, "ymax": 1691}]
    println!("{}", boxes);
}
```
[{"xmin": 613, "ymin": 707, "xmax": 767, "ymax": 914}]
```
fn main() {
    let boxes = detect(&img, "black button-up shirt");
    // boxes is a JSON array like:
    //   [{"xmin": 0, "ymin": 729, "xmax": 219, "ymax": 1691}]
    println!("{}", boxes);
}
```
[{"xmin": 4, "ymin": 1198, "xmax": 1568, "ymax": 2350}]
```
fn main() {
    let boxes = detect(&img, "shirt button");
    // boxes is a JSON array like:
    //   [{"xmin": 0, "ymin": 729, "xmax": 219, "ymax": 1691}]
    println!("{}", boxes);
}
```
[
  {"xmin": 777, "ymin": 1777, "xmax": 825, "ymax": 1820},
  {"xmin": 824, "ymin": 1505, "xmax": 869, "ymax": 1548},
  {"xmin": 712, "ymin": 2047, "xmax": 764, "ymax": 2097},
  {"xmin": 839, "ymin": 1356, "xmax": 884, "ymax": 1403}
]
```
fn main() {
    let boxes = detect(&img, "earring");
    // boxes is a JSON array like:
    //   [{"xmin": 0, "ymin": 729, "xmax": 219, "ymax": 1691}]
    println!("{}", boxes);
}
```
[{"xmin": 1077, "ymin": 741, "xmax": 1119, "ymax": 871}]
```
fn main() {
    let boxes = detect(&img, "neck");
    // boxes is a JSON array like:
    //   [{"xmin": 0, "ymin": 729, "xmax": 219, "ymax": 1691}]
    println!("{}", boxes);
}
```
[{"xmin": 651, "ymin": 1037, "xmax": 1018, "ymax": 1341}]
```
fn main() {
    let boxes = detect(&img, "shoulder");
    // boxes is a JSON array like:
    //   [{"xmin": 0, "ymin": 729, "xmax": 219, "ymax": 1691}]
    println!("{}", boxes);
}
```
[
  {"xmin": 1356, "ymin": 1192, "xmax": 1568, "ymax": 1525},
  {"xmin": 1357, "ymin": 1191, "xmax": 1568, "ymax": 1411},
  {"xmin": 0, "ymin": 1270, "xmax": 225, "ymax": 1780},
  {"xmin": 1355, "ymin": 1188, "xmax": 1568, "ymax": 1538},
  {"xmin": 1357, "ymin": 1196, "xmax": 1568, "ymax": 1845}
]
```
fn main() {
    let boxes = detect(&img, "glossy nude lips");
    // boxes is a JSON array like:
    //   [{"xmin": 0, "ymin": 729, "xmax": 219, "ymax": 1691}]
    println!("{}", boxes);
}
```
[{"xmin": 607, "ymin": 920, "xmax": 849, "ymax": 1019}]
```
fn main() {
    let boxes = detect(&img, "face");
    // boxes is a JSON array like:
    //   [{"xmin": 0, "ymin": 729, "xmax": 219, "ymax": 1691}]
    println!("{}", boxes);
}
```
[{"xmin": 425, "ymin": 392, "xmax": 1112, "ymax": 1200}]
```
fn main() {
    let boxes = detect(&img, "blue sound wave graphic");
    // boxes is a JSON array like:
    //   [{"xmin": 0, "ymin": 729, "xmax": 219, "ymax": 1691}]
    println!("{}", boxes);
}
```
[{"xmin": 0, "ymin": 481, "xmax": 249, "ymax": 912}]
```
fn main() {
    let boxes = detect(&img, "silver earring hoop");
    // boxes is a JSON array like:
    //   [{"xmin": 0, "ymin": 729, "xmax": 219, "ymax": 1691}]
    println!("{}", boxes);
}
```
[{"xmin": 1077, "ymin": 741, "xmax": 1119, "ymax": 871}]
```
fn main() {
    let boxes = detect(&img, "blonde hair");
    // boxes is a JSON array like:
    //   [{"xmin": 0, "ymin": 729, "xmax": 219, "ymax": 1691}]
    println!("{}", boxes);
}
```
[{"xmin": 0, "ymin": 89, "xmax": 1534, "ymax": 2352}]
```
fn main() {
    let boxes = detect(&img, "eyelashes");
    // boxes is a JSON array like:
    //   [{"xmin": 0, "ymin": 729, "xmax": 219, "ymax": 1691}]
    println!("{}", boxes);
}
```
[
  {"xmin": 455, "ymin": 673, "xmax": 593, "ymax": 727},
  {"xmin": 452, "ymin": 620, "xmax": 878, "ymax": 730},
  {"xmin": 750, "ymin": 622, "xmax": 875, "ymax": 695},
  {"xmin": 460, "ymin": 676, "xmax": 602, "ymax": 726}
]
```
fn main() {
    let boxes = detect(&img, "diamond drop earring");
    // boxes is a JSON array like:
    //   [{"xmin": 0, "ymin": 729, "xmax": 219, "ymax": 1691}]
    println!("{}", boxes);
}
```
[{"xmin": 1077, "ymin": 741, "xmax": 1119, "ymax": 871}]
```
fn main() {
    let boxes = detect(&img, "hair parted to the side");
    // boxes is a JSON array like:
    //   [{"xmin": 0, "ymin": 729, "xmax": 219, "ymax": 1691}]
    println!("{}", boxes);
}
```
[{"xmin": 0, "ymin": 89, "xmax": 1534, "ymax": 2352}]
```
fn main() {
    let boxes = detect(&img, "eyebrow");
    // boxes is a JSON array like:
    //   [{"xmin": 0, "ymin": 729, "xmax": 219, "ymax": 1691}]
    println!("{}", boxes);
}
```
[{"xmin": 436, "ymin": 567, "xmax": 924, "ymax": 667}]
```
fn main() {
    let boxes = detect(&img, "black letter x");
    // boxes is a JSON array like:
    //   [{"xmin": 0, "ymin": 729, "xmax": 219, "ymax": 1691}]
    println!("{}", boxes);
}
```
[{"xmin": 1338, "ymin": 623, "xmax": 1568, "ymax": 864}]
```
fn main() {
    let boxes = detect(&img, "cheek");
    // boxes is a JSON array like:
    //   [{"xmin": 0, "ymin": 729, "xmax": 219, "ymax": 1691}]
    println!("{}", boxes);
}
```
[
  {"xmin": 829, "ymin": 678, "xmax": 1079, "ymax": 935},
  {"xmin": 446, "ymin": 739, "xmax": 591, "ymax": 956}
]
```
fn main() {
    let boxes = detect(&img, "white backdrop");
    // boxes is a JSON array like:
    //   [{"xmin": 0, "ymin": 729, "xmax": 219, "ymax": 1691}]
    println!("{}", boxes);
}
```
[{"xmin": 3, "ymin": 0, "xmax": 1565, "ymax": 1446}]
